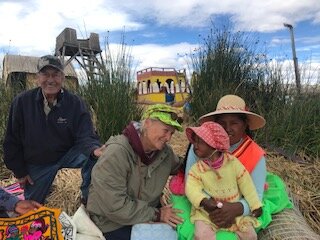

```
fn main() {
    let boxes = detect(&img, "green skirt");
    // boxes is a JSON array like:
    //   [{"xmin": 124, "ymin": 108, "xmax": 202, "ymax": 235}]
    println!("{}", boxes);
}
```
[{"xmin": 172, "ymin": 172, "xmax": 293, "ymax": 240}]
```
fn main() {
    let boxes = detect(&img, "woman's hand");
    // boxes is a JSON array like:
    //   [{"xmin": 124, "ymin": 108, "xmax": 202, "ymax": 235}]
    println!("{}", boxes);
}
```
[
  {"xmin": 159, "ymin": 204, "xmax": 184, "ymax": 228},
  {"xmin": 208, "ymin": 201, "xmax": 243, "ymax": 228},
  {"xmin": 252, "ymin": 207, "xmax": 262, "ymax": 218},
  {"xmin": 15, "ymin": 200, "xmax": 42, "ymax": 215}
]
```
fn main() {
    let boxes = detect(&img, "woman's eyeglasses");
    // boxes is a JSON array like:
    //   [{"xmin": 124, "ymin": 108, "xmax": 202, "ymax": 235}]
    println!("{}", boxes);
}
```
[{"xmin": 156, "ymin": 110, "xmax": 183, "ymax": 124}]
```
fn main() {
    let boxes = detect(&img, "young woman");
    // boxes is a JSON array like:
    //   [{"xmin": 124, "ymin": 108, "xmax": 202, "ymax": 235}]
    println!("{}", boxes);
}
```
[{"xmin": 170, "ymin": 94, "xmax": 292, "ymax": 240}]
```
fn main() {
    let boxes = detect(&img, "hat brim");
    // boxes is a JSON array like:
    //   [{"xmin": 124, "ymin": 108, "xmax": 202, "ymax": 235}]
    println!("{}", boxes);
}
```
[
  {"xmin": 38, "ymin": 64, "xmax": 64, "ymax": 72},
  {"xmin": 199, "ymin": 110, "xmax": 266, "ymax": 130},
  {"xmin": 161, "ymin": 118, "xmax": 183, "ymax": 132},
  {"xmin": 186, "ymin": 127, "xmax": 215, "ymax": 149},
  {"xmin": 186, "ymin": 127, "xmax": 202, "ymax": 145}
]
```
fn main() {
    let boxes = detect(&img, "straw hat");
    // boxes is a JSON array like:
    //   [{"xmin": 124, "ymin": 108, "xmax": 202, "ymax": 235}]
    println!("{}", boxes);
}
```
[{"xmin": 199, "ymin": 95, "xmax": 266, "ymax": 130}]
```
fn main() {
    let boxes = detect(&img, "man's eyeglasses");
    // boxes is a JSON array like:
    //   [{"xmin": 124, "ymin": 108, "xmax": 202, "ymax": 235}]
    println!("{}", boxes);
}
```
[{"xmin": 39, "ymin": 71, "xmax": 63, "ymax": 79}]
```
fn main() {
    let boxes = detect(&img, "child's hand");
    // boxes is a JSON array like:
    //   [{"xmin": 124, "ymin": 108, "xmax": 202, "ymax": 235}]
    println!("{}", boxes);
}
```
[
  {"xmin": 200, "ymin": 197, "xmax": 218, "ymax": 212},
  {"xmin": 252, "ymin": 207, "xmax": 262, "ymax": 218}
]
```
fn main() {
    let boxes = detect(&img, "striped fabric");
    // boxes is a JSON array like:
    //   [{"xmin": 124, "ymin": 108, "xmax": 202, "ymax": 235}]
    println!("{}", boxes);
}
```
[{"xmin": 3, "ymin": 182, "xmax": 24, "ymax": 200}]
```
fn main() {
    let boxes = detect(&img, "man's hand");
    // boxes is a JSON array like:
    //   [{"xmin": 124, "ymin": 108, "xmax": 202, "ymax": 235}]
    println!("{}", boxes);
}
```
[
  {"xmin": 17, "ymin": 175, "xmax": 34, "ymax": 189},
  {"xmin": 208, "ymin": 201, "xmax": 243, "ymax": 228},
  {"xmin": 15, "ymin": 200, "xmax": 42, "ymax": 215},
  {"xmin": 92, "ymin": 144, "xmax": 107, "ymax": 159},
  {"xmin": 159, "ymin": 204, "xmax": 184, "ymax": 228}
]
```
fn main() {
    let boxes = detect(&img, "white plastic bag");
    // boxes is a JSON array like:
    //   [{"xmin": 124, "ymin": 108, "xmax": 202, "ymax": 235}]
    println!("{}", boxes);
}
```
[{"xmin": 72, "ymin": 204, "xmax": 105, "ymax": 240}]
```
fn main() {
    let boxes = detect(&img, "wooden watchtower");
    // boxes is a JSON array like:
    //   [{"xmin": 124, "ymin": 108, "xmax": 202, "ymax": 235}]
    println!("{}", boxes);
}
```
[{"xmin": 55, "ymin": 27, "xmax": 106, "ymax": 81}]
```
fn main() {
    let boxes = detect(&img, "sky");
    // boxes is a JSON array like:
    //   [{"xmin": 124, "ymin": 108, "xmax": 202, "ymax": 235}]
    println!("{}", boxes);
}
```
[{"xmin": 1, "ymin": 0, "xmax": 320, "ymax": 82}]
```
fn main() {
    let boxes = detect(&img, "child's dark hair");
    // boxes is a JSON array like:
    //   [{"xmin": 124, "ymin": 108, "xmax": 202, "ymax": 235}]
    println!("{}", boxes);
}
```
[{"xmin": 181, "ymin": 143, "xmax": 192, "ymax": 174}]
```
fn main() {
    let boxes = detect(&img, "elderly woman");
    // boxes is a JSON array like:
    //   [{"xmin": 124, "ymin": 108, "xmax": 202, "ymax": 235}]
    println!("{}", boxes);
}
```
[
  {"xmin": 170, "ymin": 94, "xmax": 293, "ymax": 240},
  {"xmin": 86, "ymin": 104, "xmax": 184, "ymax": 240}
]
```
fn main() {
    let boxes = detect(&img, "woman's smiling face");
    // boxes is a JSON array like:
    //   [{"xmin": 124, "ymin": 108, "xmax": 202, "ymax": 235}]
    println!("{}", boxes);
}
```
[
  {"xmin": 214, "ymin": 114, "xmax": 248, "ymax": 145},
  {"xmin": 142, "ymin": 119, "xmax": 175, "ymax": 152}
]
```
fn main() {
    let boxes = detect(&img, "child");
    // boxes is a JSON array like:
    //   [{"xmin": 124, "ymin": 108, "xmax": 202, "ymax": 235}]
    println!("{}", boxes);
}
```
[{"xmin": 185, "ymin": 121, "xmax": 262, "ymax": 240}]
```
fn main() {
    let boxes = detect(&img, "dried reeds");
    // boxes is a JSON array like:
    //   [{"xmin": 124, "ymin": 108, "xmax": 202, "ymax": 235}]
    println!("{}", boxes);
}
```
[
  {"xmin": 258, "ymin": 208, "xmax": 320, "ymax": 240},
  {"xmin": 46, "ymin": 169, "xmax": 82, "ymax": 216},
  {"xmin": 1, "ymin": 129, "xmax": 319, "ymax": 238},
  {"xmin": 266, "ymin": 152, "xmax": 320, "ymax": 235}
]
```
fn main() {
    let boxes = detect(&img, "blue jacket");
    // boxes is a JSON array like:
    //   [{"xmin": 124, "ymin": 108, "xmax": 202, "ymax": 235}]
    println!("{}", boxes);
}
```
[
  {"xmin": 3, "ymin": 87, "xmax": 101, "ymax": 178},
  {"xmin": 0, "ymin": 187, "xmax": 19, "ymax": 212}
]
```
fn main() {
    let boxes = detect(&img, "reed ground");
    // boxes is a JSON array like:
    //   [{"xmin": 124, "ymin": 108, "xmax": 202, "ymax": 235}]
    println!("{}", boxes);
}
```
[{"xmin": 0, "ymin": 125, "xmax": 319, "ymax": 235}]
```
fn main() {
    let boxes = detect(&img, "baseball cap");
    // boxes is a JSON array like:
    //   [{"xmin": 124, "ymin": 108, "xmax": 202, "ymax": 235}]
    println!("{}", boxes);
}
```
[
  {"xmin": 37, "ymin": 55, "xmax": 64, "ymax": 72},
  {"xmin": 142, "ymin": 104, "xmax": 183, "ymax": 131}
]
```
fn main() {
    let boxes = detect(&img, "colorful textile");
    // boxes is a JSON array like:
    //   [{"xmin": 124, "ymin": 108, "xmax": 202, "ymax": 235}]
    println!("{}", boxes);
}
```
[
  {"xmin": 171, "ymin": 195, "xmax": 193, "ymax": 240},
  {"xmin": 256, "ymin": 172, "xmax": 293, "ymax": 231},
  {"xmin": 0, "ymin": 206, "xmax": 63, "ymax": 240},
  {"xmin": 232, "ymin": 135, "xmax": 265, "ymax": 173},
  {"xmin": 0, "ymin": 188, "xmax": 20, "ymax": 214},
  {"xmin": 3, "ymin": 183, "xmax": 24, "ymax": 200}
]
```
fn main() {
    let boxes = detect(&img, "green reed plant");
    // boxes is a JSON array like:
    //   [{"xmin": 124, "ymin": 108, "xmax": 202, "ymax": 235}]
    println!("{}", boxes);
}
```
[
  {"xmin": 0, "ymin": 82, "xmax": 14, "ymax": 177},
  {"xmin": 190, "ymin": 24, "xmax": 265, "ymax": 121},
  {"xmin": 264, "ymin": 92, "xmax": 320, "ymax": 158},
  {"xmin": 78, "ymin": 33, "xmax": 142, "ymax": 143},
  {"xmin": 251, "ymin": 56, "xmax": 320, "ymax": 158},
  {"xmin": 189, "ymin": 23, "xmax": 320, "ymax": 158}
]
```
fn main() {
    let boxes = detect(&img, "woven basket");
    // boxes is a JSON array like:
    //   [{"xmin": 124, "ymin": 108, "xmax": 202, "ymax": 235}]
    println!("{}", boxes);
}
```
[{"xmin": 258, "ymin": 207, "xmax": 320, "ymax": 240}]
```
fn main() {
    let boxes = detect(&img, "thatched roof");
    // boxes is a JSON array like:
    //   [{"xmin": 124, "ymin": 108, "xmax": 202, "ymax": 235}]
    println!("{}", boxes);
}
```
[{"xmin": 2, "ymin": 54, "xmax": 77, "ymax": 78}]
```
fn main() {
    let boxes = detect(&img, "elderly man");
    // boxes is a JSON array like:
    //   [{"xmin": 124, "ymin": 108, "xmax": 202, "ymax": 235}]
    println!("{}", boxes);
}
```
[{"xmin": 3, "ymin": 55, "xmax": 103, "ymax": 204}]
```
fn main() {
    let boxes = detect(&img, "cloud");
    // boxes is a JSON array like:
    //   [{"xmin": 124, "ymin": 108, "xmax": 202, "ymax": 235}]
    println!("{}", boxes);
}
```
[
  {"xmin": 0, "ymin": 0, "xmax": 319, "ymax": 81},
  {"xmin": 267, "ymin": 58, "xmax": 320, "ymax": 85},
  {"xmin": 75, "ymin": 42, "xmax": 198, "ymax": 81},
  {"xmin": 270, "ymin": 38, "xmax": 290, "ymax": 46},
  {"xmin": 299, "ymin": 36, "xmax": 320, "ymax": 45},
  {"xmin": 0, "ymin": 0, "xmax": 143, "ymax": 55},
  {"xmin": 1, "ymin": 0, "xmax": 319, "ymax": 54},
  {"xmin": 130, "ymin": 42, "xmax": 198, "ymax": 73},
  {"xmin": 109, "ymin": 0, "xmax": 320, "ymax": 32}
]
